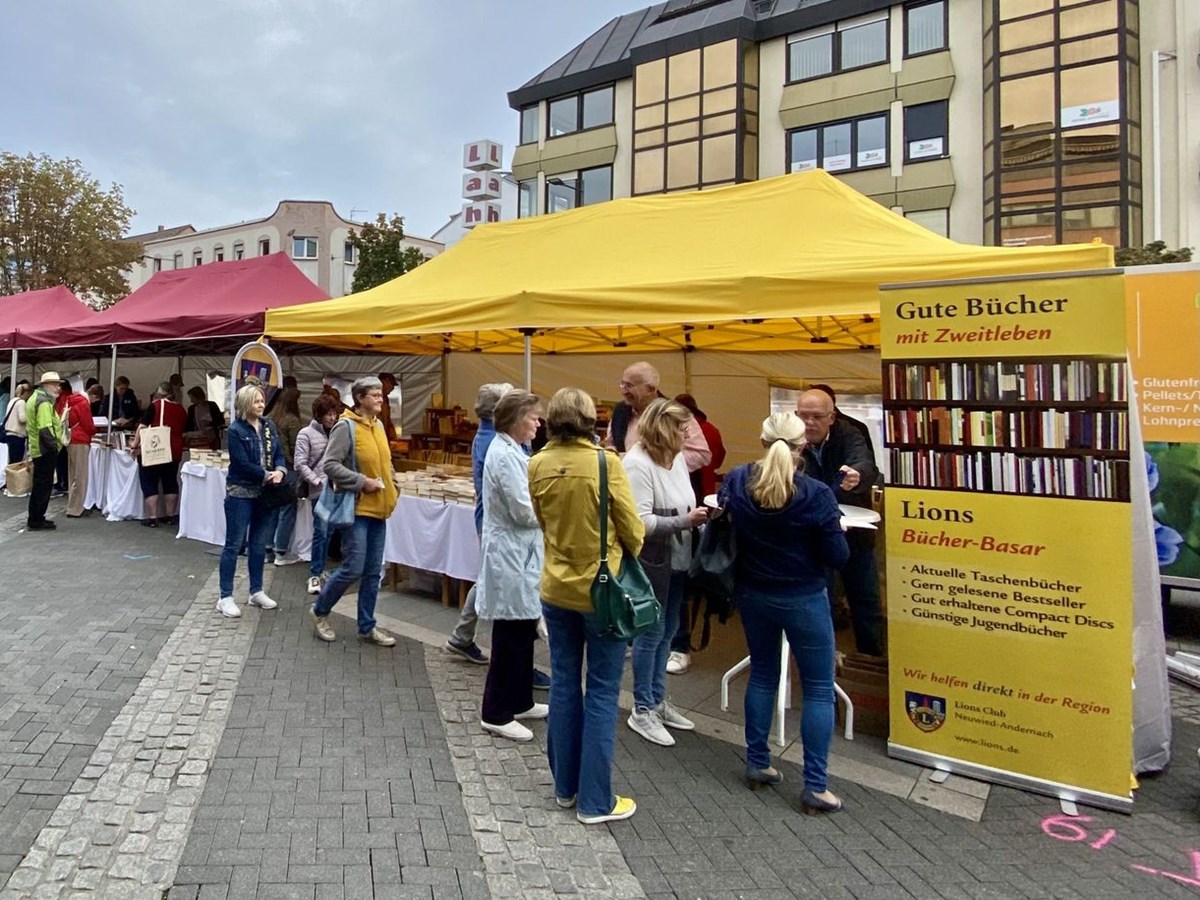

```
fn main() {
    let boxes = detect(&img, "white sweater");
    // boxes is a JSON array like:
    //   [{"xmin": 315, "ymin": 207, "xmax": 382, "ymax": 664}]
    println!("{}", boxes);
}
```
[{"xmin": 622, "ymin": 444, "xmax": 695, "ymax": 572}]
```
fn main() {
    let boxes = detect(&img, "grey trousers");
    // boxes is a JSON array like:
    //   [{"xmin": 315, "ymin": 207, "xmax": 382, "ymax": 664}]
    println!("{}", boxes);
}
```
[{"xmin": 448, "ymin": 583, "xmax": 479, "ymax": 647}]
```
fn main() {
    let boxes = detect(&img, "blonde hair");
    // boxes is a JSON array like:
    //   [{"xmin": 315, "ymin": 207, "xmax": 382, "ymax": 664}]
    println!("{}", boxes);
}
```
[
  {"xmin": 750, "ymin": 413, "xmax": 806, "ymax": 509},
  {"xmin": 545, "ymin": 387, "xmax": 596, "ymax": 440},
  {"xmin": 234, "ymin": 384, "xmax": 265, "ymax": 420},
  {"xmin": 637, "ymin": 398, "xmax": 690, "ymax": 468}
]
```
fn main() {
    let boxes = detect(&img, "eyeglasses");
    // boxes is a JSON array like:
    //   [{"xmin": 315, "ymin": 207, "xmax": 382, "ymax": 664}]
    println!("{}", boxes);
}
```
[
  {"xmin": 796, "ymin": 412, "xmax": 831, "ymax": 422},
  {"xmin": 618, "ymin": 381, "xmax": 643, "ymax": 390}
]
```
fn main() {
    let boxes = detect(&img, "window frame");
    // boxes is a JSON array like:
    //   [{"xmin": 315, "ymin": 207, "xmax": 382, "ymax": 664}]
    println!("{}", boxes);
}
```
[
  {"xmin": 214, "ymin": 245, "xmax": 225, "ymax": 263},
  {"xmin": 258, "ymin": 238, "xmax": 270, "ymax": 256},
  {"xmin": 292, "ymin": 236, "xmax": 318, "ymax": 260},
  {"xmin": 544, "ymin": 84, "xmax": 616, "ymax": 139},
  {"xmin": 786, "ymin": 12, "xmax": 890, "ymax": 84},
  {"xmin": 152, "ymin": 257, "xmax": 162, "ymax": 273},
  {"xmin": 517, "ymin": 179, "xmax": 537, "ymax": 218},
  {"xmin": 343, "ymin": 241, "xmax": 355, "ymax": 264},
  {"xmin": 233, "ymin": 242, "xmax": 245, "ymax": 260},
  {"xmin": 543, "ymin": 164, "xmax": 614, "ymax": 213},
  {"xmin": 519, "ymin": 105, "xmax": 540, "ymax": 145},
  {"xmin": 904, "ymin": 99, "xmax": 950, "ymax": 163},
  {"xmin": 786, "ymin": 112, "xmax": 891, "ymax": 175},
  {"xmin": 904, "ymin": 0, "xmax": 948, "ymax": 59},
  {"xmin": 192, "ymin": 249, "xmax": 203, "ymax": 266}
]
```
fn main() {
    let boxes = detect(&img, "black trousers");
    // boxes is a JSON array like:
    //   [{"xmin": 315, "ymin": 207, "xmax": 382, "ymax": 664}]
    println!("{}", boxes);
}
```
[
  {"xmin": 55, "ymin": 447, "xmax": 68, "ymax": 490},
  {"xmin": 28, "ymin": 453, "xmax": 56, "ymax": 525},
  {"xmin": 481, "ymin": 618, "xmax": 538, "ymax": 726}
]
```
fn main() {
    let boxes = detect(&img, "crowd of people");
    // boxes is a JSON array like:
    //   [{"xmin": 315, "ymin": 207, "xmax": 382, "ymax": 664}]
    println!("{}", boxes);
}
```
[{"xmin": 5, "ymin": 362, "xmax": 885, "ymax": 826}]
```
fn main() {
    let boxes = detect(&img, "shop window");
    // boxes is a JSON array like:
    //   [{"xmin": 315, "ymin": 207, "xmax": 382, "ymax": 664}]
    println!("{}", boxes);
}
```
[
  {"xmin": 292, "ymin": 237, "xmax": 318, "ymax": 259},
  {"xmin": 904, "ymin": 100, "xmax": 949, "ymax": 162},
  {"xmin": 788, "ymin": 113, "xmax": 888, "ymax": 173},
  {"xmin": 519, "ymin": 105, "xmax": 539, "ymax": 145},
  {"xmin": 906, "ymin": 1, "xmax": 947, "ymax": 57},
  {"xmin": 787, "ymin": 12, "xmax": 888, "ymax": 82},
  {"xmin": 547, "ymin": 85, "xmax": 615, "ymax": 138},
  {"xmin": 518, "ymin": 180, "xmax": 537, "ymax": 218}
]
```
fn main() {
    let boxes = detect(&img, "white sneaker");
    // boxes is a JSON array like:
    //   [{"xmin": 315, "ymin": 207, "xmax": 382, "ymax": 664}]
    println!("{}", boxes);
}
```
[
  {"xmin": 658, "ymin": 700, "xmax": 695, "ymax": 731},
  {"xmin": 248, "ymin": 591, "xmax": 277, "ymax": 610},
  {"xmin": 515, "ymin": 703, "xmax": 549, "ymax": 720},
  {"xmin": 481, "ymin": 719, "xmax": 534, "ymax": 742},
  {"xmin": 216, "ymin": 596, "xmax": 241, "ymax": 618},
  {"xmin": 666, "ymin": 651, "xmax": 691, "ymax": 675},
  {"xmin": 274, "ymin": 554, "xmax": 300, "ymax": 567},
  {"xmin": 306, "ymin": 576, "xmax": 322, "ymax": 595},
  {"xmin": 627, "ymin": 707, "xmax": 674, "ymax": 746}
]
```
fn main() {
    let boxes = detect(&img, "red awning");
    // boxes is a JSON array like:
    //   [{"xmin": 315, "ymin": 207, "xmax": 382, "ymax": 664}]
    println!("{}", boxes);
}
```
[
  {"xmin": 0, "ymin": 286, "xmax": 95, "ymax": 350},
  {"xmin": 15, "ymin": 253, "xmax": 329, "ymax": 351}
]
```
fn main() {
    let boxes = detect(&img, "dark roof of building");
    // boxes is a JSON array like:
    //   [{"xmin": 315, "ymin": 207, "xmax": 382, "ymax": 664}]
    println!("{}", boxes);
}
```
[
  {"xmin": 508, "ymin": 0, "xmax": 891, "ymax": 109},
  {"xmin": 124, "ymin": 224, "xmax": 195, "ymax": 244}
]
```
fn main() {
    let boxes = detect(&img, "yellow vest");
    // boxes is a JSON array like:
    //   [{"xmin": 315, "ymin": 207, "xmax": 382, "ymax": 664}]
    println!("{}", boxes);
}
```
[{"xmin": 344, "ymin": 411, "xmax": 398, "ymax": 520}]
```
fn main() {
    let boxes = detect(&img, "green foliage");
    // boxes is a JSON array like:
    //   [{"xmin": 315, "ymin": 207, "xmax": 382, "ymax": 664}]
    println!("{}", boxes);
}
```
[
  {"xmin": 348, "ymin": 212, "xmax": 427, "ymax": 293},
  {"xmin": 0, "ymin": 152, "xmax": 142, "ymax": 307},
  {"xmin": 1114, "ymin": 241, "xmax": 1193, "ymax": 267}
]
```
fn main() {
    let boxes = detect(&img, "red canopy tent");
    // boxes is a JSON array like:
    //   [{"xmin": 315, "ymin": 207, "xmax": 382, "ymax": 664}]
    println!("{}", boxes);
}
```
[
  {"xmin": 0, "ymin": 285, "xmax": 95, "ymax": 350},
  {"xmin": 15, "ymin": 252, "xmax": 329, "ymax": 353}
]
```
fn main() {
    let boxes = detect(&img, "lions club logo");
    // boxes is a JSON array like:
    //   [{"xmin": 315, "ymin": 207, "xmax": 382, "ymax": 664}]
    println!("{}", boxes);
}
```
[{"xmin": 906, "ymin": 691, "xmax": 946, "ymax": 733}]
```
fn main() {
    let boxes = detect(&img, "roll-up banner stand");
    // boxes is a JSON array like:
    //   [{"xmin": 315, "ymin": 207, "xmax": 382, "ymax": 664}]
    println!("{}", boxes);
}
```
[
  {"xmin": 230, "ymin": 341, "xmax": 283, "ymax": 408},
  {"xmin": 1125, "ymin": 264, "xmax": 1200, "ymax": 590},
  {"xmin": 879, "ymin": 270, "xmax": 1143, "ymax": 813}
]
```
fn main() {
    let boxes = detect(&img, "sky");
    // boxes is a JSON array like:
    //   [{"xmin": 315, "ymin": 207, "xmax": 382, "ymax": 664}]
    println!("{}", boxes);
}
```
[{"xmin": 2, "ymin": 0, "xmax": 641, "ymax": 241}]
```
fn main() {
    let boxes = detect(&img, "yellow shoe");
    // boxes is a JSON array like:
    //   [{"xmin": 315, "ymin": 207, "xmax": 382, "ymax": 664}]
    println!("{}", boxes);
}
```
[{"xmin": 577, "ymin": 795, "xmax": 636, "ymax": 825}]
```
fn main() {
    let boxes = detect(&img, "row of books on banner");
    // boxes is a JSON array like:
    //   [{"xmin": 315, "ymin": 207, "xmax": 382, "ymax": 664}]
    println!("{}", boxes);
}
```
[{"xmin": 885, "ymin": 358, "xmax": 1128, "ymax": 404}]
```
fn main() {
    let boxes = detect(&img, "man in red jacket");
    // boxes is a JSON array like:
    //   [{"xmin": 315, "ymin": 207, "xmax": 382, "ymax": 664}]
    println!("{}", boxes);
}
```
[{"xmin": 58, "ymin": 382, "xmax": 97, "ymax": 518}]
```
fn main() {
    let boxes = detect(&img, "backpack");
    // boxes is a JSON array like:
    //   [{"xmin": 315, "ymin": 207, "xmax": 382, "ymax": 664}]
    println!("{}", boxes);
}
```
[{"xmin": 59, "ymin": 403, "xmax": 73, "ymax": 446}]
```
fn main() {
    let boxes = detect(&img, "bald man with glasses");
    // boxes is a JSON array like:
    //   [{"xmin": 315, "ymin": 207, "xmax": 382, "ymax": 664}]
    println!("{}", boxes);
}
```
[{"xmin": 796, "ymin": 389, "xmax": 883, "ymax": 657}]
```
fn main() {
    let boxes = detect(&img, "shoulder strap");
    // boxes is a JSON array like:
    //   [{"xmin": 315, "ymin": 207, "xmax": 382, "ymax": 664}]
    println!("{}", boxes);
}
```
[
  {"xmin": 3, "ymin": 399, "xmax": 17, "ymax": 432},
  {"xmin": 597, "ymin": 449, "xmax": 608, "ymax": 564}
]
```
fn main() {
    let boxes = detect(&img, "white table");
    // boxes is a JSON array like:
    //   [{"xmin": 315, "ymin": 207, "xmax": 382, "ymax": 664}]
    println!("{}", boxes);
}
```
[
  {"xmin": 95, "ymin": 446, "xmax": 144, "ymax": 521},
  {"xmin": 177, "ymin": 463, "xmax": 479, "ymax": 581},
  {"xmin": 0, "ymin": 442, "xmax": 7, "ymax": 488}
]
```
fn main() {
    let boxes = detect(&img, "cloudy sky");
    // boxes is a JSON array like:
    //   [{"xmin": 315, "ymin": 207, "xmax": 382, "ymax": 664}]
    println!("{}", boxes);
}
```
[{"xmin": 3, "ymin": 0, "xmax": 640, "ymax": 240}]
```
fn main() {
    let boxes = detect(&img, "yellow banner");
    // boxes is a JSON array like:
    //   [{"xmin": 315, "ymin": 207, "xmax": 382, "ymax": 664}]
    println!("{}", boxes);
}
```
[
  {"xmin": 882, "ymin": 272, "xmax": 1133, "ymax": 805},
  {"xmin": 882, "ymin": 274, "xmax": 1126, "ymax": 359},
  {"xmin": 1125, "ymin": 269, "xmax": 1200, "ymax": 444},
  {"xmin": 886, "ymin": 488, "xmax": 1132, "ymax": 797}
]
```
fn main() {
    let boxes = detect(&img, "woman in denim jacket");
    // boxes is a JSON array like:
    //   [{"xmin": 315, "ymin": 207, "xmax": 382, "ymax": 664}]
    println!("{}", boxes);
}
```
[{"xmin": 217, "ymin": 384, "xmax": 286, "ymax": 619}]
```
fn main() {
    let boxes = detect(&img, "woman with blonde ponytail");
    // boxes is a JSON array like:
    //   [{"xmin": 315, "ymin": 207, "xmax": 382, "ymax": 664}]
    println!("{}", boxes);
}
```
[{"xmin": 717, "ymin": 412, "xmax": 849, "ymax": 814}]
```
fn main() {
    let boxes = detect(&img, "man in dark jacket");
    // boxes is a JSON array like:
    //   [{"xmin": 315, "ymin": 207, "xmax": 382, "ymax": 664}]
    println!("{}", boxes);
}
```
[{"xmin": 797, "ymin": 389, "xmax": 884, "ymax": 656}]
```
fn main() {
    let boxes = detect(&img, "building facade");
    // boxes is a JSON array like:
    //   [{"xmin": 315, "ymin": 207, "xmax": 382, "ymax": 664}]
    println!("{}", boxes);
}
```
[
  {"xmin": 126, "ymin": 201, "xmax": 443, "ymax": 297},
  {"xmin": 509, "ymin": 0, "xmax": 1200, "ymax": 250}
]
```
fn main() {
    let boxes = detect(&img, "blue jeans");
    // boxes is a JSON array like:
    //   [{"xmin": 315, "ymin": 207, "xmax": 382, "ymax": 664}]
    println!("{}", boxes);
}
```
[
  {"xmin": 542, "ymin": 601, "xmax": 628, "ymax": 818},
  {"xmin": 220, "ymin": 495, "xmax": 272, "ymax": 597},
  {"xmin": 273, "ymin": 500, "xmax": 297, "ymax": 557},
  {"xmin": 630, "ymin": 571, "xmax": 686, "ymax": 710},
  {"xmin": 308, "ymin": 498, "xmax": 330, "ymax": 578},
  {"xmin": 313, "ymin": 515, "xmax": 386, "ymax": 635},
  {"xmin": 738, "ymin": 586, "xmax": 836, "ymax": 792}
]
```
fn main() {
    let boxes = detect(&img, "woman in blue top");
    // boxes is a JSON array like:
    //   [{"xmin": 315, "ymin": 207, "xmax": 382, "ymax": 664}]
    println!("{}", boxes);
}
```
[
  {"xmin": 218, "ymin": 384, "xmax": 287, "ymax": 619},
  {"xmin": 719, "ymin": 412, "xmax": 849, "ymax": 814}
]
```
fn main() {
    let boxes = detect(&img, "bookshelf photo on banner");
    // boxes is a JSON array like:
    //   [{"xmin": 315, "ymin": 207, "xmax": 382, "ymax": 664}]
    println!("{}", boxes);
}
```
[{"xmin": 879, "ymin": 271, "xmax": 1135, "ymax": 812}]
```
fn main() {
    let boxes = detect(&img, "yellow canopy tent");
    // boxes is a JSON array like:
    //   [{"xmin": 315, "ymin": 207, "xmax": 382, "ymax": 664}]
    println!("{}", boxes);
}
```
[{"xmin": 264, "ymin": 170, "xmax": 1112, "ymax": 355}]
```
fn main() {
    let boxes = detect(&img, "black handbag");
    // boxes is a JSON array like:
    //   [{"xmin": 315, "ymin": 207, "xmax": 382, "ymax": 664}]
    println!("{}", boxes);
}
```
[
  {"xmin": 589, "ymin": 449, "xmax": 661, "ymax": 641},
  {"xmin": 688, "ymin": 512, "xmax": 736, "ymax": 603},
  {"xmin": 260, "ymin": 423, "xmax": 299, "ymax": 508}
]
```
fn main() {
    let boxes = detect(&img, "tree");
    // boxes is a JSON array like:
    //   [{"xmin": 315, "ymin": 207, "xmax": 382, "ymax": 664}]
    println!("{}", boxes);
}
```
[
  {"xmin": 1114, "ymin": 241, "xmax": 1193, "ymax": 267},
  {"xmin": 0, "ymin": 152, "xmax": 141, "ymax": 307},
  {"xmin": 348, "ymin": 212, "xmax": 428, "ymax": 293}
]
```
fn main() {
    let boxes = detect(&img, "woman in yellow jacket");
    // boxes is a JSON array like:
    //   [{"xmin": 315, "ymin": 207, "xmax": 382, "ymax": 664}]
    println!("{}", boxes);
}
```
[
  {"xmin": 529, "ymin": 387, "xmax": 645, "ymax": 825},
  {"xmin": 308, "ymin": 376, "xmax": 398, "ymax": 647}
]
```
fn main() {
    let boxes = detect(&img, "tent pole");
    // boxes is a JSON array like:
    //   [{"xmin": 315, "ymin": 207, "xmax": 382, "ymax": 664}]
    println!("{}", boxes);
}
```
[
  {"xmin": 521, "ymin": 329, "xmax": 533, "ymax": 391},
  {"xmin": 9, "ymin": 349, "xmax": 17, "ymax": 393},
  {"xmin": 106, "ymin": 344, "xmax": 118, "ymax": 441},
  {"xmin": 683, "ymin": 346, "xmax": 693, "ymax": 395},
  {"xmin": 440, "ymin": 348, "xmax": 449, "ymax": 408}
]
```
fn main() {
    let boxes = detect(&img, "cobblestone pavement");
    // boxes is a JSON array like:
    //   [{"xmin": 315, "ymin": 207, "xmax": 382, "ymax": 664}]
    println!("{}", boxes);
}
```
[{"xmin": 3, "ymin": 492, "xmax": 1200, "ymax": 899}]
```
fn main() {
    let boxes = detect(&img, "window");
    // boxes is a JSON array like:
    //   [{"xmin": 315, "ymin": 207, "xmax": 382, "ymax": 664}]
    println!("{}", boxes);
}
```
[
  {"xmin": 152, "ymin": 257, "xmax": 162, "ymax": 273},
  {"xmin": 545, "ymin": 165, "xmax": 613, "ymax": 213},
  {"xmin": 905, "ymin": 100, "xmax": 949, "ymax": 161},
  {"xmin": 173, "ymin": 252, "xmax": 183, "ymax": 269},
  {"xmin": 546, "ymin": 85, "xmax": 615, "ymax": 137},
  {"xmin": 292, "ymin": 237, "xmax": 318, "ymax": 259},
  {"xmin": 788, "ymin": 114, "xmax": 889, "ymax": 173},
  {"xmin": 343, "ymin": 241, "xmax": 354, "ymax": 264},
  {"xmin": 233, "ymin": 242, "xmax": 245, "ymax": 260},
  {"xmin": 905, "ymin": 208, "xmax": 950, "ymax": 237},
  {"xmin": 258, "ymin": 238, "xmax": 270, "ymax": 256},
  {"xmin": 214, "ymin": 245, "xmax": 224, "ymax": 262},
  {"xmin": 787, "ymin": 13, "xmax": 888, "ymax": 82},
  {"xmin": 518, "ymin": 180, "xmax": 537, "ymax": 218},
  {"xmin": 519, "ymin": 105, "xmax": 539, "ymax": 144},
  {"xmin": 193, "ymin": 250, "xmax": 203, "ymax": 266},
  {"xmin": 906, "ymin": 1, "xmax": 947, "ymax": 57}
]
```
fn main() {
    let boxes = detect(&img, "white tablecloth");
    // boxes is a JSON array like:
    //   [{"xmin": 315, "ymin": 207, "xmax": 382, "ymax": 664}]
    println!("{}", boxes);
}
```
[
  {"xmin": 177, "ymin": 464, "xmax": 478, "ymax": 580},
  {"xmin": 85, "ymin": 444, "xmax": 110, "ymax": 510},
  {"xmin": 99, "ymin": 447, "xmax": 144, "ymax": 521},
  {"xmin": 0, "ymin": 442, "xmax": 7, "ymax": 488},
  {"xmin": 177, "ymin": 461, "xmax": 313, "ymax": 558},
  {"xmin": 384, "ymin": 495, "xmax": 480, "ymax": 582}
]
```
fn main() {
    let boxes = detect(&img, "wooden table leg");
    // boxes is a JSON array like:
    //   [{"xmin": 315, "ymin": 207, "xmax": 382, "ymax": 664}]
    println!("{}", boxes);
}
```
[
  {"xmin": 458, "ymin": 580, "xmax": 469, "ymax": 608},
  {"xmin": 441, "ymin": 575, "xmax": 451, "ymax": 607}
]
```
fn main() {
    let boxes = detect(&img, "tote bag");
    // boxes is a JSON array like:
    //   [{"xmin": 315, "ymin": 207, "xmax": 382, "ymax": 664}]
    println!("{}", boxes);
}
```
[
  {"xmin": 314, "ymin": 421, "xmax": 357, "ymax": 528},
  {"xmin": 140, "ymin": 402, "xmax": 173, "ymax": 467}
]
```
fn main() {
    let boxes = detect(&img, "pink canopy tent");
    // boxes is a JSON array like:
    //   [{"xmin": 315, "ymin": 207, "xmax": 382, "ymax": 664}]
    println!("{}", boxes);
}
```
[
  {"xmin": 0, "ymin": 285, "xmax": 95, "ymax": 350},
  {"xmin": 16, "ymin": 253, "xmax": 329, "ymax": 353}
]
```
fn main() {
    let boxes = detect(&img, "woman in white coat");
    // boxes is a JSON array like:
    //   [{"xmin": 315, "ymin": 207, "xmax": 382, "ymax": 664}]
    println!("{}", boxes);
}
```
[{"xmin": 476, "ymin": 390, "xmax": 547, "ymax": 742}]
